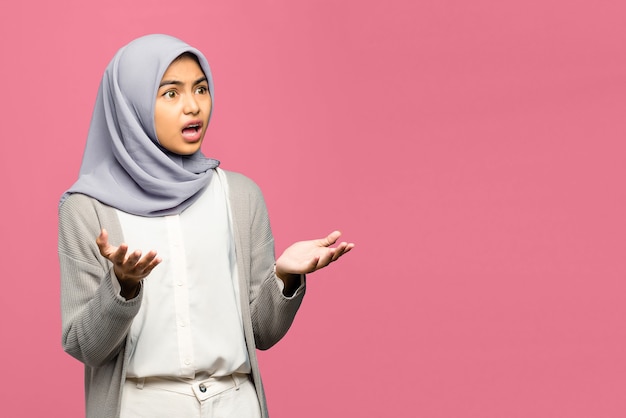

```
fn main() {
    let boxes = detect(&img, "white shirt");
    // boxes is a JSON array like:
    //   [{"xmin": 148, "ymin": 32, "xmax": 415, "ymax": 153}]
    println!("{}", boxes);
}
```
[{"xmin": 116, "ymin": 169, "xmax": 250, "ymax": 378}]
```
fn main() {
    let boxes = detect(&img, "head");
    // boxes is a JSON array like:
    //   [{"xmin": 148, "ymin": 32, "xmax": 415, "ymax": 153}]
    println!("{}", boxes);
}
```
[
  {"xmin": 154, "ymin": 53, "xmax": 212, "ymax": 155},
  {"xmin": 115, "ymin": 34, "xmax": 215, "ymax": 155}
]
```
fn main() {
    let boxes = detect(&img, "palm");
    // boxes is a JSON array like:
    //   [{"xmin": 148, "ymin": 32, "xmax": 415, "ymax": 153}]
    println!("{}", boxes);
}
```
[{"xmin": 276, "ymin": 230, "xmax": 354, "ymax": 276}]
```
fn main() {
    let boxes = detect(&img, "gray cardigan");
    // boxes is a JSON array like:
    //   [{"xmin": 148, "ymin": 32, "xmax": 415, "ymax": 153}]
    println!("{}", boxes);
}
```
[{"xmin": 59, "ymin": 170, "xmax": 305, "ymax": 418}]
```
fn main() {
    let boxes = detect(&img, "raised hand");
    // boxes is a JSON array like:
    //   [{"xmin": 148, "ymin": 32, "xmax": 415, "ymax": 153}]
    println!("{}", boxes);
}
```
[
  {"xmin": 96, "ymin": 229, "xmax": 161, "ymax": 299},
  {"xmin": 275, "ymin": 230, "xmax": 354, "ymax": 280}
]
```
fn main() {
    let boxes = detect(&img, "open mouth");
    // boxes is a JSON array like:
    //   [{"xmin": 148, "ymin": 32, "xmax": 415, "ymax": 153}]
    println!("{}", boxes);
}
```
[
  {"xmin": 181, "ymin": 122, "xmax": 203, "ymax": 141},
  {"xmin": 182, "ymin": 123, "xmax": 201, "ymax": 134}
]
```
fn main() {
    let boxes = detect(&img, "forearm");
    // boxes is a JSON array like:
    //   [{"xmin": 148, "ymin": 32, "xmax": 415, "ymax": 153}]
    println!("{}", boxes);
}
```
[
  {"xmin": 225, "ymin": 170, "xmax": 306, "ymax": 349},
  {"xmin": 61, "ymin": 258, "xmax": 141, "ymax": 367},
  {"xmin": 251, "ymin": 270, "xmax": 306, "ymax": 350},
  {"xmin": 275, "ymin": 267, "xmax": 304, "ymax": 297},
  {"xmin": 59, "ymin": 194, "xmax": 140, "ymax": 366}
]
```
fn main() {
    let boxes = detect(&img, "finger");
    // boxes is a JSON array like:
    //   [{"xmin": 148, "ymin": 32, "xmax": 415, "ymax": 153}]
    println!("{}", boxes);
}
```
[
  {"xmin": 308, "ymin": 255, "xmax": 321, "ymax": 272},
  {"xmin": 330, "ymin": 244, "xmax": 347, "ymax": 261},
  {"xmin": 125, "ymin": 250, "xmax": 142, "ymax": 267},
  {"xmin": 143, "ymin": 256, "xmax": 162, "ymax": 274},
  {"xmin": 317, "ymin": 248, "xmax": 336, "ymax": 267},
  {"xmin": 135, "ymin": 251, "xmax": 160, "ymax": 271},
  {"xmin": 330, "ymin": 242, "xmax": 355, "ymax": 262},
  {"xmin": 111, "ymin": 244, "xmax": 129, "ymax": 265},
  {"xmin": 319, "ymin": 230, "xmax": 342, "ymax": 247},
  {"xmin": 340, "ymin": 244, "xmax": 355, "ymax": 257},
  {"xmin": 96, "ymin": 229, "xmax": 108, "ymax": 247},
  {"xmin": 96, "ymin": 229, "xmax": 114, "ymax": 257}
]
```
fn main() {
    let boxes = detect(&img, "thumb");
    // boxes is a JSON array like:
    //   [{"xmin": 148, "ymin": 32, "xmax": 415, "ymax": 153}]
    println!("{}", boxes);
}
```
[
  {"xmin": 96, "ymin": 229, "xmax": 115, "ymax": 258},
  {"xmin": 320, "ymin": 230, "xmax": 342, "ymax": 247}
]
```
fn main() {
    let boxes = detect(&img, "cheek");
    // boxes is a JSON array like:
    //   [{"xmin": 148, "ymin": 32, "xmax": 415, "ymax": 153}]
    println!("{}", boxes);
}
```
[
  {"xmin": 204, "ymin": 98, "xmax": 213, "ymax": 122},
  {"xmin": 154, "ymin": 105, "xmax": 163, "ymax": 133},
  {"xmin": 154, "ymin": 107, "xmax": 174, "ymax": 137}
]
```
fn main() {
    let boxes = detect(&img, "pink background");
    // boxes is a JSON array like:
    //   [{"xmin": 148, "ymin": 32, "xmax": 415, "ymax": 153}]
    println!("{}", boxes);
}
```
[{"xmin": 2, "ymin": 0, "xmax": 626, "ymax": 416}]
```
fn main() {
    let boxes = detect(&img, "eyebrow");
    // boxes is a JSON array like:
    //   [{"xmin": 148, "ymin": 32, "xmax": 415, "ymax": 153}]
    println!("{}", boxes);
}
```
[{"xmin": 159, "ymin": 76, "xmax": 208, "ymax": 88}]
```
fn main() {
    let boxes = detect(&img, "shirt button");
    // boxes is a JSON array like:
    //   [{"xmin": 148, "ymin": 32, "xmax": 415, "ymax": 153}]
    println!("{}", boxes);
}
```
[{"xmin": 199, "ymin": 383, "xmax": 207, "ymax": 393}]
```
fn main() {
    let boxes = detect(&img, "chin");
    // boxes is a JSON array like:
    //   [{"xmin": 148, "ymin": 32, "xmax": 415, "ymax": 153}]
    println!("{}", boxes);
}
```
[
  {"xmin": 177, "ymin": 140, "xmax": 204, "ymax": 155},
  {"xmin": 180, "ymin": 147, "xmax": 202, "ymax": 156}
]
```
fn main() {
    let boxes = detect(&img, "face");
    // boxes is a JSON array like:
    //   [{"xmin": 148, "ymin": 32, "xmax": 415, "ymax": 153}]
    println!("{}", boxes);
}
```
[{"xmin": 154, "ymin": 55, "xmax": 212, "ymax": 155}]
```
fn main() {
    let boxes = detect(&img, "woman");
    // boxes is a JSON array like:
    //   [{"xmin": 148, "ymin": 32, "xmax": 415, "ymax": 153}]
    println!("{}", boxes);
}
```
[{"xmin": 58, "ymin": 34, "xmax": 353, "ymax": 418}]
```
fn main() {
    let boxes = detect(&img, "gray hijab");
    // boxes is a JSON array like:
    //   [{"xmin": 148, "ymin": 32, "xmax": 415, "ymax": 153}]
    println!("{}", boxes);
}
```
[{"xmin": 60, "ymin": 34, "xmax": 219, "ymax": 216}]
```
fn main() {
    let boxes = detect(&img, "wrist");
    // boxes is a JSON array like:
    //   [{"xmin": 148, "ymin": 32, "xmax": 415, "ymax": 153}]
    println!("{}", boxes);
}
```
[
  {"xmin": 275, "ymin": 267, "xmax": 301, "ymax": 296},
  {"xmin": 119, "ymin": 281, "xmax": 141, "ymax": 300}
]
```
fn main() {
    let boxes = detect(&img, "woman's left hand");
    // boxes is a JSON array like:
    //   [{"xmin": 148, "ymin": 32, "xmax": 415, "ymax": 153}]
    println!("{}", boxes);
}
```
[{"xmin": 275, "ymin": 230, "xmax": 354, "ymax": 280}]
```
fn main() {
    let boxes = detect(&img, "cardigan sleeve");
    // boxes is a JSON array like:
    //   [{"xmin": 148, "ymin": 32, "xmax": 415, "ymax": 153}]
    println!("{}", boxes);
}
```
[
  {"xmin": 226, "ymin": 171, "xmax": 306, "ymax": 350},
  {"xmin": 58, "ymin": 194, "xmax": 142, "ymax": 367}
]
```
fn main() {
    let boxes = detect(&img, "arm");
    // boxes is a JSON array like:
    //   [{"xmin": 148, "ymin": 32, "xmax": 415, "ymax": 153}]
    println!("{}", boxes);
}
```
[
  {"xmin": 227, "ymin": 172, "xmax": 353, "ymax": 350},
  {"xmin": 226, "ymin": 172, "xmax": 304, "ymax": 350},
  {"xmin": 58, "ymin": 194, "xmax": 142, "ymax": 367},
  {"xmin": 253, "ymin": 230, "xmax": 354, "ymax": 347}
]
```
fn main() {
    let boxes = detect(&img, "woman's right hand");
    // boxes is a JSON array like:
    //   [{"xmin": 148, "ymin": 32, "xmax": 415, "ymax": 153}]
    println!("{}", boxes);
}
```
[{"xmin": 96, "ymin": 228, "xmax": 162, "ymax": 299}]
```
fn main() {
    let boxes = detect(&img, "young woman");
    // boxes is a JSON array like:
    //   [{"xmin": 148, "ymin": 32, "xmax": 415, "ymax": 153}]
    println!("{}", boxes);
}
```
[{"xmin": 58, "ymin": 34, "xmax": 353, "ymax": 418}]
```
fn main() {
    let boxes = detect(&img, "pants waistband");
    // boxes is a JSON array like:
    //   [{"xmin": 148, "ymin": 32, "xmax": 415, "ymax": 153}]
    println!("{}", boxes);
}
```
[{"xmin": 126, "ymin": 373, "xmax": 250, "ymax": 402}]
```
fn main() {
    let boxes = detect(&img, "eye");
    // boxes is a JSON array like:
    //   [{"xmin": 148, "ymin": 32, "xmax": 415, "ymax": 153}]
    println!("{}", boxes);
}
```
[
  {"xmin": 195, "ymin": 86, "xmax": 208, "ymax": 95},
  {"xmin": 163, "ymin": 90, "xmax": 178, "ymax": 99}
]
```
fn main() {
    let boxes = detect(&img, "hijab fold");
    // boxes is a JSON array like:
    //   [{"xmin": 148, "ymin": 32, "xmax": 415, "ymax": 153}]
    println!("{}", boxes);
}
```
[{"xmin": 60, "ymin": 34, "xmax": 219, "ymax": 216}]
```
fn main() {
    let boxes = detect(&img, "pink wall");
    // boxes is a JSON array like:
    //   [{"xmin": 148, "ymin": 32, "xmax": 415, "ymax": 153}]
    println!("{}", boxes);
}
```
[{"xmin": 2, "ymin": 0, "xmax": 626, "ymax": 416}]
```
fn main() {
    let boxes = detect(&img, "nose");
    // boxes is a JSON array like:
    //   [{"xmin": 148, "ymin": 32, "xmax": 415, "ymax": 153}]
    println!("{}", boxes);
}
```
[{"xmin": 183, "ymin": 94, "xmax": 200, "ymax": 115}]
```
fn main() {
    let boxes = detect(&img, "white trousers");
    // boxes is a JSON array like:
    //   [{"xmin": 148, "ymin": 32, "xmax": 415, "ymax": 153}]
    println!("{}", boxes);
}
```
[{"xmin": 120, "ymin": 373, "xmax": 262, "ymax": 418}]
